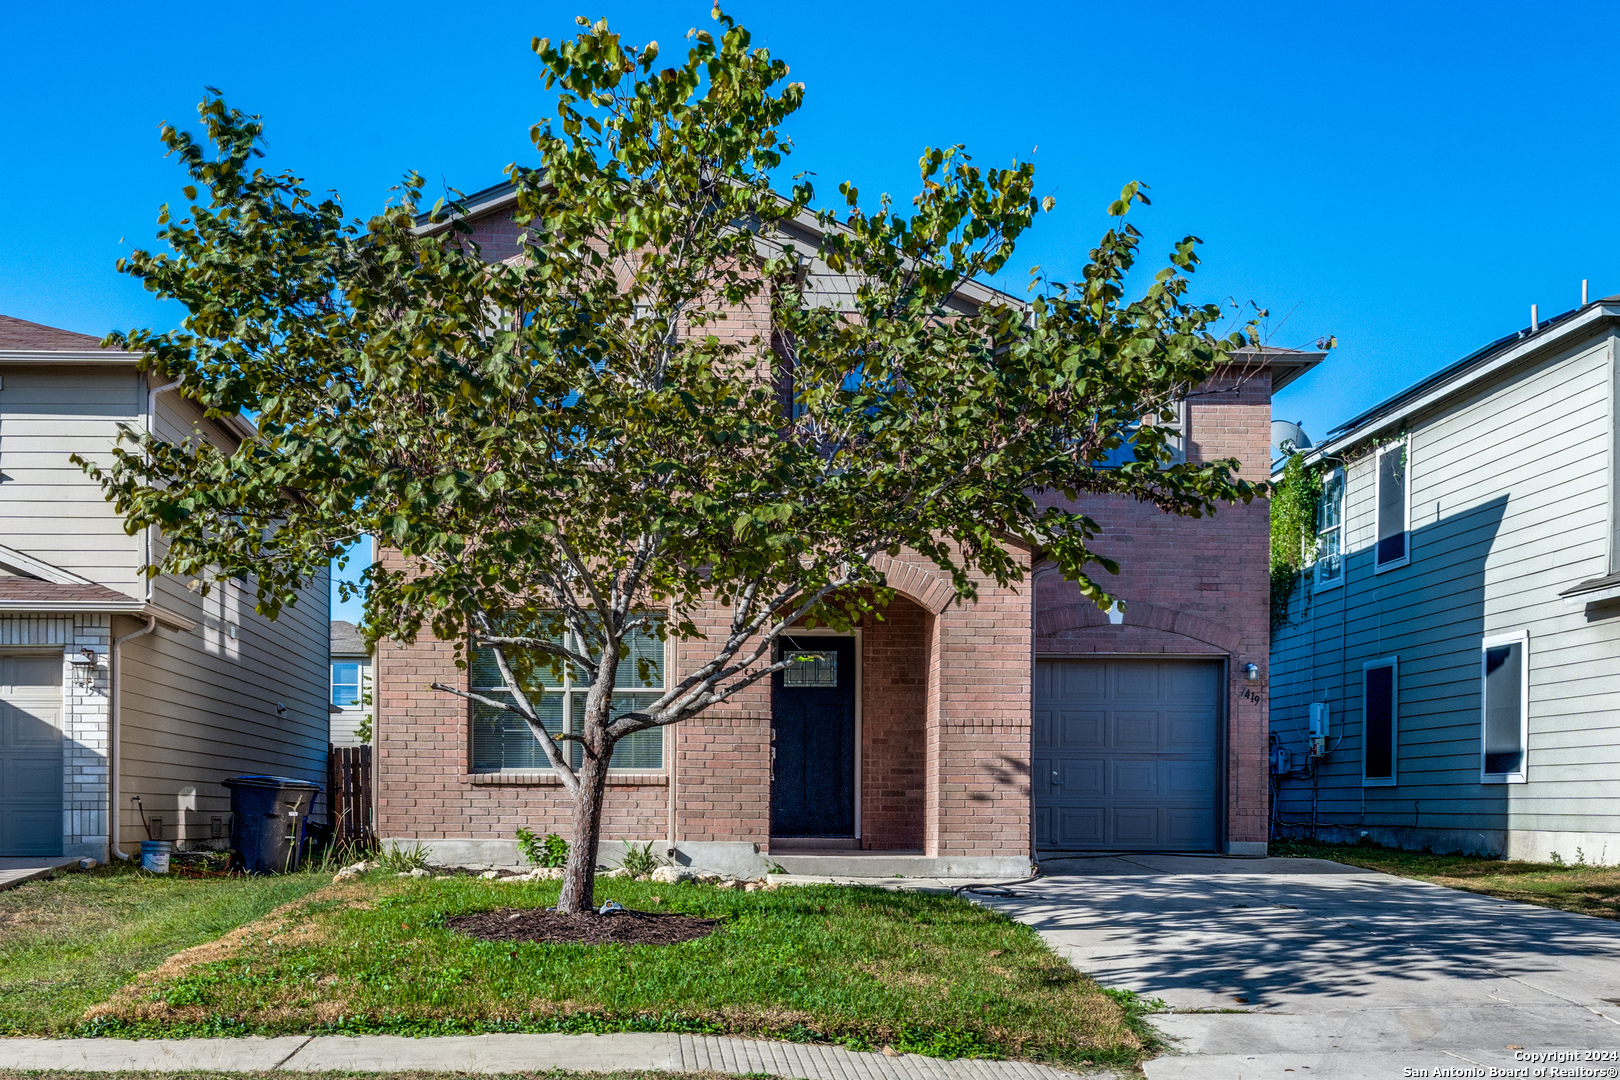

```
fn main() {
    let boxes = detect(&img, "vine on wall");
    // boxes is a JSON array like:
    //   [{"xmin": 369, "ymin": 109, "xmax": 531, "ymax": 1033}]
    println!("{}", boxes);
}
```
[{"xmin": 1270, "ymin": 453, "xmax": 1321, "ymax": 635}]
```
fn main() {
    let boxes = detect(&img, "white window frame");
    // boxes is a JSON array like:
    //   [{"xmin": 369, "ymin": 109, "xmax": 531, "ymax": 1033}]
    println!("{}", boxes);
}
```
[
  {"xmin": 1362, "ymin": 656, "xmax": 1398, "ymax": 787},
  {"xmin": 1097, "ymin": 399, "xmax": 1188, "ymax": 468},
  {"xmin": 331, "ymin": 661, "xmax": 363, "ymax": 709},
  {"xmin": 1373, "ymin": 436, "xmax": 1412, "ymax": 573},
  {"xmin": 1313, "ymin": 467, "xmax": 1346, "ymax": 590},
  {"xmin": 1480, "ymin": 631, "xmax": 1530, "ymax": 785},
  {"xmin": 470, "ymin": 624, "xmax": 668, "ymax": 773}
]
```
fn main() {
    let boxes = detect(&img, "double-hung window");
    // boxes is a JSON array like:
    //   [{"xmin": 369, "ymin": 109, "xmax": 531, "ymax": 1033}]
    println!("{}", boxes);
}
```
[
  {"xmin": 1096, "ymin": 400, "xmax": 1188, "ymax": 467},
  {"xmin": 1362, "ymin": 657, "xmax": 1398, "ymax": 786},
  {"xmin": 469, "ymin": 619, "xmax": 666, "ymax": 772},
  {"xmin": 331, "ymin": 662, "xmax": 362, "ymax": 708},
  {"xmin": 1374, "ymin": 438, "xmax": 1410, "ymax": 571},
  {"xmin": 1480, "ymin": 632, "xmax": 1529, "ymax": 783},
  {"xmin": 1315, "ymin": 468, "xmax": 1345, "ymax": 588}
]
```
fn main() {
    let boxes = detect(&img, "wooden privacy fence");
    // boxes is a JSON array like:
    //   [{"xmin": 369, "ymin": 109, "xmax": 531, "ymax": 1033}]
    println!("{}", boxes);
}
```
[{"xmin": 327, "ymin": 744, "xmax": 375, "ymax": 845}]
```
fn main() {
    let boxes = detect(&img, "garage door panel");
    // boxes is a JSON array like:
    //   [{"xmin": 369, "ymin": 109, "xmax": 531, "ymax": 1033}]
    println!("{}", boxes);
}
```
[
  {"xmin": 5, "ymin": 756, "xmax": 61, "ymax": 799},
  {"xmin": 1033, "ymin": 804, "xmax": 1053, "ymax": 847},
  {"xmin": 1059, "ymin": 807, "xmax": 1105, "ymax": 847},
  {"xmin": 1160, "ymin": 663, "xmax": 1218, "ymax": 700},
  {"xmin": 0, "ymin": 655, "xmax": 63, "ymax": 858},
  {"xmin": 1112, "ymin": 711, "xmax": 1158, "ymax": 749},
  {"xmin": 1059, "ymin": 710, "xmax": 1105, "ymax": 748},
  {"xmin": 1032, "ymin": 709, "xmax": 1053, "ymax": 749},
  {"xmin": 1034, "ymin": 659, "xmax": 1220, "ymax": 852},
  {"xmin": 1164, "ymin": 808, "xmax": 1217, "ymax": 848},
  {"xmin": 1112, "ymin": 760, "xmax": 1158, "ymax": 797},
  {"xmin": 1113, "ymin": 664, "xmax": 1159, "ymax": 699},
  {"xmin": 1112, "ymin": 808, "xmax": 1159, "ymax": 844},
  {"xmin": 1059, "ymin": 663, "xmax": 1104, "ymax": 698},
  {"xmin": 1165, "ymin": 759, "xmax": 1214, "ymax": 797}
]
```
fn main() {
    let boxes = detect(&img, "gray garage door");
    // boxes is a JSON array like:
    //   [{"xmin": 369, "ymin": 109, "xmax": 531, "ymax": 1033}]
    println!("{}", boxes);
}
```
[
  {"xmin": 0, "ymin": 654, "xmax": 63, "ymax": 857},
  {"xmin": 1032, "ymin": 659, "xmax": 1221, "ymax": 851}
]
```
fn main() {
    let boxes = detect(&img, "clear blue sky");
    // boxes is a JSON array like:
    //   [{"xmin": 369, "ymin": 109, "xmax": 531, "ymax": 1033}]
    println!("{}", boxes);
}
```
[{"xmin": 6, "ymin": 1, "xmax": 1618, "ymax": 621}]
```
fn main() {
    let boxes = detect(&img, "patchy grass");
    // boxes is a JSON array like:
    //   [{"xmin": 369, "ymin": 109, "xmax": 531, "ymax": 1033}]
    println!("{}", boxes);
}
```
[
  {"xmin": 75, "ymin": 874, "xmax": 1142, "ymax": 1067},
  {"xmin": 1274, "ymin": 838, "xmax": 1620, "ymax": 920},
  {"xmin": 0, "ymin": 861, "xmax": 332, "ymax": 1035}
]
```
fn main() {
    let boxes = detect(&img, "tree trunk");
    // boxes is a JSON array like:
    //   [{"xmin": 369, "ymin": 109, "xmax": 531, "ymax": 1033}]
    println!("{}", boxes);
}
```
[{"xmin": 557, "ymin": 751, "xmax": 609, "ymax": 914}]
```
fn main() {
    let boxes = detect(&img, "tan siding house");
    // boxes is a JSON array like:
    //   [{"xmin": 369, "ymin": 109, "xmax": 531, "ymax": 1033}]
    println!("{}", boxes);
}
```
[{"xmin": 0, "ymin": 314, "xmax": 331, "ymax": 861}]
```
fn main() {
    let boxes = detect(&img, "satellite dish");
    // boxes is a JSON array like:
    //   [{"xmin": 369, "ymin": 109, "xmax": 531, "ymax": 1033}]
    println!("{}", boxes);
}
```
[{"xmin": 1271, "ymin": 420, "xmax": 1312, "ymax": 455}]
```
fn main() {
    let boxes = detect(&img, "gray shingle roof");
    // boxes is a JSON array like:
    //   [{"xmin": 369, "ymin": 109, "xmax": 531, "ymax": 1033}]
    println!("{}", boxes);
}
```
[{"xmin": 330, "ymin": 620, "xmax": 370, "ymax": 656}]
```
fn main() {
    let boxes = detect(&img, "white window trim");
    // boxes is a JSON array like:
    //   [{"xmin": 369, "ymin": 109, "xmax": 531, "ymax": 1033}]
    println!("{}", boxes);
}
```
[
  {"xmin": 1480, "ymin": 630, "xmax": 1530, "ymax": 785},
  {"xmin": 1313, "ymin": 466, "xmax": 1346, "ymax": 591},
  {"xmin": 1362, "ymin": 655, "xmax": 1398, "ymax": 787},
  {"xmin": 1097, "ymin": 398, "xmax": 1188, "ymax": 468},
  {"xmin": 471, "ymin": 629, "xmax": 670, "ymax": 774},
  {"xmin": 331, "ymin": 660, "xmax": 366, "ymax": 710},
  {"xmin": 1373, "ymin": 436, "xmax": 1412, "ymax": 574}
]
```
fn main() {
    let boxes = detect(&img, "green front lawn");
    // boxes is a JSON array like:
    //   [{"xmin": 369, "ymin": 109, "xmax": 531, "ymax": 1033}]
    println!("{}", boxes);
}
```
[
  {"xmin": 0, "ymin": 861, "xmax": 331, "ymax": 1035},
  {"xmin": 77, "ymin": 874, "xmax": 1144, "ymax": 1067},
  {"xmin": 1275, "ymin": 838, "xmax": 1620, "ymax": 920}
]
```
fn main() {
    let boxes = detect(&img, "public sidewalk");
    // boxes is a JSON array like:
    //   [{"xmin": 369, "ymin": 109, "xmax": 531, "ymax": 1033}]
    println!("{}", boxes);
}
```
[{"xmin": 0, "ymin": 1032, "xmax": 1106, "ymax": 1078}]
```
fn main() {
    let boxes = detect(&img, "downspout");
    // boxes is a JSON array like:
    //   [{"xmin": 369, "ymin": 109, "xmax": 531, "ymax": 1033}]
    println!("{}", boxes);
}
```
[
  {"xmin": 108, "ymin": 616, "xmax": 157, "ymax": 861},
  {"xmin": 143, "ymin": 376, "xmax": 184, "ymax": 603}
]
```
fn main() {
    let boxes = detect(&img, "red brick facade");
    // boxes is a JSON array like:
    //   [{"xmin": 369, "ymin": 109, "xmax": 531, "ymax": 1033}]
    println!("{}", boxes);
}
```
[{"xmin": 372, "ymin": 195, "xmax": 1278, "ymax": 862}]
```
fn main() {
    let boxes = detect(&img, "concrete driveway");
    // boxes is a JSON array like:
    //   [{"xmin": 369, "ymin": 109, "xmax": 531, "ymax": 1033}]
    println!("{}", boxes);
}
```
[{"xmin": 978, "ymin": 854, "xmax": 1620, "ymax": 1079}]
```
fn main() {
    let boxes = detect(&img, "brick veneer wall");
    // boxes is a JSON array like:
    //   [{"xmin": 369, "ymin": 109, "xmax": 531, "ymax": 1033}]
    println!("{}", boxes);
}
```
[
  {"xmin": 377, "ymin": 201, "xmax": 1272, "ymax": 857},
  {"xmin": 858, "ymin": 597, "xmax": 929, "ymax": 850},
  {"xmin": 1032, "ymin": 368, "xmax": 1273, "ymax": 848}
]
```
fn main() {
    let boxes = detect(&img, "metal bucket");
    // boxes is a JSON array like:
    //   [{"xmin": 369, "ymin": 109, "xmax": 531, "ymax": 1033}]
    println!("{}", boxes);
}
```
[{"xmin": 140, "ymin": 840, "xmax": 173, "ymax": 873}]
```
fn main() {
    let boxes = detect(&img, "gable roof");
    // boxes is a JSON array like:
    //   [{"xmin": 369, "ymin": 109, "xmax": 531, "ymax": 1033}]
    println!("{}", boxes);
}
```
[
  {"xmin": 419, "ymin": 179, "xmax": 1322, "ymax": 385},
  {"xmin": 1277, "ymin": 297, "xmax": 1620, "ymax": 477},
  {"xmin": 331, "ymin": 619, "xmax": 370, "ymax": 656},
  {"xmin": 0, "ymin": 314, "xmax": 106, "ymax": 351}
]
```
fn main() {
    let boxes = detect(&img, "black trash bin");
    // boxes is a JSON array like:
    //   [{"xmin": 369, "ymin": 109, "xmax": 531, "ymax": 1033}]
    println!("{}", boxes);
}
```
[{"xmin": 222, "ymin": 776, "xmax": 321, "ymax": 874}]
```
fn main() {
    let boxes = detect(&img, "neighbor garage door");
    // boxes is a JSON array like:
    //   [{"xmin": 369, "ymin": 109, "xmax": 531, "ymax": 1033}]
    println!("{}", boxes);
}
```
[
  {"xmin": 0, "ymin": 654, "xmax": 63, "ymax": 857},
  {"xmin": 1032, "ymin": 659, "xmax": 1221, "ymax": 851}
]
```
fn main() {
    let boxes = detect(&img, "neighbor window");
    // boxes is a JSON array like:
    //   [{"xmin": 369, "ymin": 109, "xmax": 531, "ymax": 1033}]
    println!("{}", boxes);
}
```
[
  {"xmin": 1481, "ymin": 632, "xmax": 1528, "ymax": 783},
  {"xmin": 1374, "ymin": 438, "xmax": 1410, "ymax": 571},
  {"xmin": 331, "ymin": 662, "xmax": 362, "ymax": 708},
  {"xmin": 470, "ymin": 619, "xmax": 665, "ymax": 772},
  {"xmin": 1096, "ymin": 400, "xmax": 1187, "ymax": 467},
  {"xmin": 1362, "ymin": 657, "xmax": 1398, "ymax": 786},
  {"xmin": 1315, "ymin": 468, "xmax": 1345, "ymax": 588}
]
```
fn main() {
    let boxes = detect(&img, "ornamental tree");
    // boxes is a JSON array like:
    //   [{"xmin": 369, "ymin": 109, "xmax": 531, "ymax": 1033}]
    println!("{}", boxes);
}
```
[{"xmin": 86, "ymin": 9, "xmax": 1261, "ymax": 912}]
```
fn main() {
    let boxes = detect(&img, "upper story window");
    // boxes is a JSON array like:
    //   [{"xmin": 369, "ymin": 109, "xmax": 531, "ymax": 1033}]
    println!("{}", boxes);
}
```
[
  {"xmin": 1314, "ymin": 468, "xmax": 1345, "ymax": 588},
  {"xmin": 470, "ymin": 618, "xmax": 666, "ymax": 773},
  {"xmin": 331, "ymin": 662, "xmax": 362, "ymax": 708},
  {"xmin": 1480, "ymin": 632, "xmax": 1529, "ymax": 784},
  {"xmin": 1095, "ymin": 400, "xmax": 1187, "ymax": 468},
  {"xmin": 1374, "ymin": 438, "xmax": 1410, "ymax": 571}
]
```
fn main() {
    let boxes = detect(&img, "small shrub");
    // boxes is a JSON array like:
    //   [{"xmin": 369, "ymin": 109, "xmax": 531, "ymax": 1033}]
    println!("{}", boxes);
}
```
[
  {"xmin": 516, "ymin": 828, "xmax": 569, "ymax": 868},
  {"xmin": 619, "ymin": 840, "xmax": 661, "ymax": 877},
  {"xmin": 374, "ymin": 841, "xmax": 431, "ymax": 872},
  {"xmin": 1551, "ymin": 851, "xmax": 1565, "ymax": 866}
]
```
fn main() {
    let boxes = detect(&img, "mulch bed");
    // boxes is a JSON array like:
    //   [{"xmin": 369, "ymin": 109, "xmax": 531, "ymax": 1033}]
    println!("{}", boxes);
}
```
[{"xmin": 447, "ymin": 907, "xmax": 720, "ymax": 945}]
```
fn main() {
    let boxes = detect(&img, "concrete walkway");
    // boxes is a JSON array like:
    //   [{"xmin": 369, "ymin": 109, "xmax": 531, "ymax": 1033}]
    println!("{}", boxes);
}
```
[
  {"xmin": 975, "ymin": 854, "xmax": 1620, "ymax": 1080},
  {"xmin": 0, "ymin": 855, "xmax": 76, "ymax": 892},
  {"xmin": 0, "ymin": 1032, "xmax": 1103, "ymax": 1079}
]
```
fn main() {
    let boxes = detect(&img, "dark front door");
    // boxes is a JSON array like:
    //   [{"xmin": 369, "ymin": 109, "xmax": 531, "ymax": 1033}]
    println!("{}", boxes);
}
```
[{"xmin": 771, "ymin": 635, "xmax": 856, "ymax": 837}]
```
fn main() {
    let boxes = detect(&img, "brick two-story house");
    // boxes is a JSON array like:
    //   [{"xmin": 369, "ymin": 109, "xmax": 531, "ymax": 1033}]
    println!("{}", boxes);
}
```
[{"xmin": 372, "ymin": 182, "xmax": 1320, "ymax": 876}]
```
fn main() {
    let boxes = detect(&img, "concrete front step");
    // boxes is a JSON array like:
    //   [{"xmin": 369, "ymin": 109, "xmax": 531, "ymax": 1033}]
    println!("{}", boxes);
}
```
[{"xmin": 768, "ymin": 853, "xmax": 1034, "ymax": 879}]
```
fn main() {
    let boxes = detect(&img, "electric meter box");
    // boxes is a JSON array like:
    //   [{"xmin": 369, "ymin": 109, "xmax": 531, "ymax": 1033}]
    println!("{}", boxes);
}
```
[{"xmin": 1309, "ymin": 702, "xmax": 1330, "ymax": 740}]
